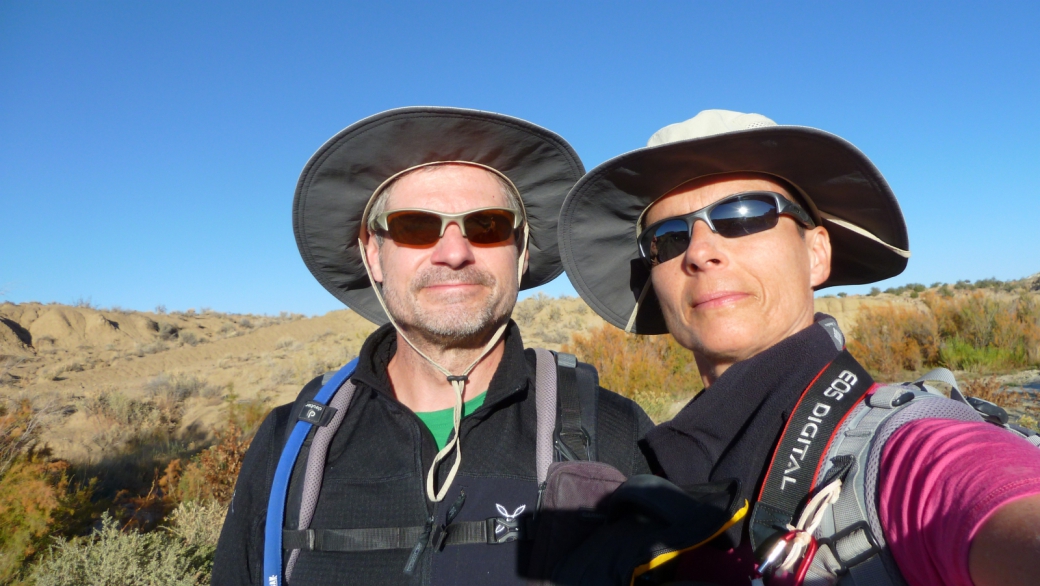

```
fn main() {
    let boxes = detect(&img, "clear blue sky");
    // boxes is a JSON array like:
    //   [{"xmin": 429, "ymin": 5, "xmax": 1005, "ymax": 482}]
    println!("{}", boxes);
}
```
[{"xmin": 2, "ymin": 2, "xmax": 1038, "ymax": 316}]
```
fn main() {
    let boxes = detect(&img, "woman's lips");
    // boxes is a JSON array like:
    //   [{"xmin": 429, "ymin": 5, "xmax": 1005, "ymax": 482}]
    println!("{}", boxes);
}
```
[{"xmin": 692, "ymin": 291, "xmax": 749, "ymax": 310}]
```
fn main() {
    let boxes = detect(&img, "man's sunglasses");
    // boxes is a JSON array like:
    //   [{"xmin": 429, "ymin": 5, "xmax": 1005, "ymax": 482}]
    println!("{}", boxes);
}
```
[
  {"xmin": 370, "ymin": 207, "xmax": 523, "ymax": 246},
  {"xmin": 637, "ymin": 191, "xmax": 815, "ymax": 266}
]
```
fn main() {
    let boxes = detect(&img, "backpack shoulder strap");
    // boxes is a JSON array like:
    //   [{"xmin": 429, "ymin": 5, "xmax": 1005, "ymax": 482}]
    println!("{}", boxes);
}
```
[
  {"xmin": 264, "ymin": 357, "xmax": 359, "ymax": 586},
  {"xmin": 554, "ymin": 351, "xmax": 599, "ymax": 462},
  {"xmin": 533, "ymin": 349, "xmax": 558, "ymax": 485},
  {"xmin": 531, "ymin": 349, "xmax": 603, "ymax": 483}
]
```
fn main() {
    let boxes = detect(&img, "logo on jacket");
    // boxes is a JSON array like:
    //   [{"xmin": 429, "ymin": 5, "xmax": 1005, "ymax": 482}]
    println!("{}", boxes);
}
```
[{"xmin": 494, "ymin": 504, "xmax": 526, "ymax": 534}]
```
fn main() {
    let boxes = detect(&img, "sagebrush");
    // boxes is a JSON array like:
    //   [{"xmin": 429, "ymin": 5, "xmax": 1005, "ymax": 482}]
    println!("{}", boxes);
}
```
[{"xmin": 849, "ymin": 292, "xmax": 1040, "ymax": 378}]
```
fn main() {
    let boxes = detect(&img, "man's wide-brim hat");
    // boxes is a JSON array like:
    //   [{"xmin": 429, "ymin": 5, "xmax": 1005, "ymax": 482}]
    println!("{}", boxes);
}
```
[
  {"xmin": 294, "ymin": 106, "xmax": 585, "ymax": 325},
  {"xmin": 559, "ymin": 109, "xmax": 910, "ymax": 335}
]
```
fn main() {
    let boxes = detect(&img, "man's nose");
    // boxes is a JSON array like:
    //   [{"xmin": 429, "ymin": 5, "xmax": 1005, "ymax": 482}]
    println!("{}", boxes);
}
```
[
  {"xmin": 430, "ymin": 222, "xmax": 475, "ymax": 268},
  {"xmin": 683, "ymin": 219, "xmax": 726, "ymax": 271}
]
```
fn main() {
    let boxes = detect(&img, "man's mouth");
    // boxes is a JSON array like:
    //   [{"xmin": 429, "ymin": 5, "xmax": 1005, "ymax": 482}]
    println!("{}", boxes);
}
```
[
  {"xmin": 422, "ymin": 282, "xmax": 483, "ymax": 292},
  {"xmin": 412, "ymin": 267, "xmax": 494, "ymax": 294}
]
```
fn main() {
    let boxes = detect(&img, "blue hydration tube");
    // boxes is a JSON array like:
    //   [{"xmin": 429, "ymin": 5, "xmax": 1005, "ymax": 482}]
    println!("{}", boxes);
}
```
[{"xmin": 263, "ymin": 358, "xmax": 359, "ymax": 586}]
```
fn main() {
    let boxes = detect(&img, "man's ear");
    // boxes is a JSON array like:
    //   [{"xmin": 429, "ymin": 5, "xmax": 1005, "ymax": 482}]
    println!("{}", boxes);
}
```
[
  {"xmin": 807, "ymin": 226, "xmax": 832, "ymax": 288},
  {"xmin": 363, "ymin": 230, "xmax": 384, "ymax": 284},
  {"xmin": 520, "ymin": 246, "xmax": 529, "ymax": 282}
]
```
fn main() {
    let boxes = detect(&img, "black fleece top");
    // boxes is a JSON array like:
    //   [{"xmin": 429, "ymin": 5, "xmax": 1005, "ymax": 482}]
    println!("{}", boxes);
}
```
[
  {"xmin": 644, "ymin": 316, "xmax": 841, "ymax": 546},
  {"xmin": 213, "ymin": 321, "xmax": 653, "ymax": 586}
]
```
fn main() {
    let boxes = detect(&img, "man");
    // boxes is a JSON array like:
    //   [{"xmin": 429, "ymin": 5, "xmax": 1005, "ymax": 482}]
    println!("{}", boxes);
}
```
[
  {"xmin": 558, "ymin": 110, "xmax": 1040, "ymax": 585},
  {"xmin": 213, "ymin": 107, "xmax": 652, "ymax": 586}
]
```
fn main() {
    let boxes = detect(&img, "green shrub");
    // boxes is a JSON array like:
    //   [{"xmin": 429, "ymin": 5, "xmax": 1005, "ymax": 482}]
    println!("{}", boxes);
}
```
[
  {"xmin": 938, "ymin": 338, "xmax": 1025, "ymax": 372},
  {"xmin": 28, "ymin": 512, "xmax": 213, "ymax": 586}
]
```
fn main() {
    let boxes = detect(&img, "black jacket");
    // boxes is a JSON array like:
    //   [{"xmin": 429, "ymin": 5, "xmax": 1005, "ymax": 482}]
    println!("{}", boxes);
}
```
[
  {"xmin": 644, "ymin": 316, "xmax": 841, "ymax": 548},
  {"xmin": 212, "ymin": 322, "xmax": 653, "ymax": 586}
]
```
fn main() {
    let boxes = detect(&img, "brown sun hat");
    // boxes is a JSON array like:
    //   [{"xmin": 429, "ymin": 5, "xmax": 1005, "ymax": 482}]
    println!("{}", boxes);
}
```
[
  {"xmin": 293, "ymin": 106, "xmax": 585, "ymax": 325},
  {"xmin": 558, "ymin": 109, "xmax": 910, "ymax": 335}
]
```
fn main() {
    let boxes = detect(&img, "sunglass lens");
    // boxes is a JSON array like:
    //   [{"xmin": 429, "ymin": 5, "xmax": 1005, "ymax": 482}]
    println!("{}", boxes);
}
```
[
  {"xmin": 644, "ymin": 219, "xmax": 692, "ymax": 265},
  {"xmin": 463, "ymin": 210, "xmax": 516, "ymax": 244},
  {"xmin": 385, "ymin": 211, "xmax": 443, "ymax": 245},
  {"xmin": 710, "ymin": 195, "xmax": 779, "ymax": 238}
]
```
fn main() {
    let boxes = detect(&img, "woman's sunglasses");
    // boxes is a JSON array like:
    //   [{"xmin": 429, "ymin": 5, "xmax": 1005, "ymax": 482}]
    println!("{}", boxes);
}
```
[
  {"xmin": 370, "ymin": 207, "xmax": 523, "ymax": 246},
  {"xmin": 638, "ymin": 191, "xmax": 815, "ymax": 266}
]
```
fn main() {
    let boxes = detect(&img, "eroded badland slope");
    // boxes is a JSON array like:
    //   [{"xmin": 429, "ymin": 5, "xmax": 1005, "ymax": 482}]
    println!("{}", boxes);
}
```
[{"xmin": 3, "ymin": 278, "xmax": 1039, "ymax": 462}]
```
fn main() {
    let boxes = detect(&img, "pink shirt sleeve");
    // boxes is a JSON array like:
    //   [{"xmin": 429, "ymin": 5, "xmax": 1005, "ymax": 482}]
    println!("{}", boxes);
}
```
[{"xmin": 878, "ymin": 418, "xmax": 1040, "ymax": 586}]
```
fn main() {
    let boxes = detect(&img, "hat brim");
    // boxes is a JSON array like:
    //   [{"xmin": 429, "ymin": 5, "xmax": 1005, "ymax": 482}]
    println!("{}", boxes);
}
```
[
  {"xmin": 558, "ymin": 126, "xmax": 909, "ymax": 335},
  {"xmin": 294, "ymin": 107, "xmax": 585, "ymax": 325}
]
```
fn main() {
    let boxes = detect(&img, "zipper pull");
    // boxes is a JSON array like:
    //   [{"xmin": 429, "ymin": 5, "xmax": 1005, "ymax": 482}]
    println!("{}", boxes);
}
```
[{"xmin": 403, "ymin": 515, "xmax": 435, "ymax": 575}]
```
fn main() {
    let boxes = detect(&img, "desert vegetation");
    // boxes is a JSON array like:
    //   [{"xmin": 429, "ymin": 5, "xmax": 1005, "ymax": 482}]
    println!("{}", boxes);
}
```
[
  {"xmin": 564, "ymin": 327, "xmax": 702, "ymax": 422},
  {"xmin": 0, "ymin": 275, "xmax": 1037, "ymax": 583},
  {"xmin": 849, "ymin": 291, "xmax": 1040, "ymax": 376},
  {"xmin": 0, "ymin": 389, "xmax": 252, "ymax": 585}
]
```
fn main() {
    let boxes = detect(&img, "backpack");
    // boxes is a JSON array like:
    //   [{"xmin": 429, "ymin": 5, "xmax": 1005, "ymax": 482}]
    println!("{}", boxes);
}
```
[
  {"xmin": 747, "ymin": 322, "xmax": 1040, "ymax": 586},
  {"xmin": 262, "ymin": 348, "xmax": 605, "ymax": 586}
]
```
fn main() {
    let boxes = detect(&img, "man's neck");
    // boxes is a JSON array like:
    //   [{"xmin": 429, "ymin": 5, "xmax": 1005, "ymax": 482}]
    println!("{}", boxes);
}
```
[{"xmin": 387, "ymin": 329, "xmax": 507, "ymax": 413}]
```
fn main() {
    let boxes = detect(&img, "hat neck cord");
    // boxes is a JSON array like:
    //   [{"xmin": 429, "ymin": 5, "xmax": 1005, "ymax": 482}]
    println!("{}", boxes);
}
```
[
  {"xmin": 624, "ymin": 278, "xmax": 654, "ymax": 333},
  {"xmin": 357, "ymin": 222, "xmax": 530, "ymax": 503}
]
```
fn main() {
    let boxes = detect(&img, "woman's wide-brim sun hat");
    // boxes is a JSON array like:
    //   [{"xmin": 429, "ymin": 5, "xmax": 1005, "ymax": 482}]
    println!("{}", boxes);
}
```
[
  {"xmin": 558, "ymin": 109, "xmax": 910, "ymax": 335},
  {"xmin": 293, "ymin": 106, "xmax": 585, "ymax": 325}
]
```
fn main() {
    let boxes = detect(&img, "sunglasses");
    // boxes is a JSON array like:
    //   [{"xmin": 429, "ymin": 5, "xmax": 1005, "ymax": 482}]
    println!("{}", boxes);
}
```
[
  {"xmin": 370, "ymin": 207, "xmax": 523, "ymax": 246},
  {"xmin": 638, "ymin": 191, "xmax": 815, "ymax": 266}
]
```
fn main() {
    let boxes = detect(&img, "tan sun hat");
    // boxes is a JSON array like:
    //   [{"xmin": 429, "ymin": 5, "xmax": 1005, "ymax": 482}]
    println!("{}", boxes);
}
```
[{"xmin": 558, "ymin": 109, "xmax": 911, "ymax": 335}]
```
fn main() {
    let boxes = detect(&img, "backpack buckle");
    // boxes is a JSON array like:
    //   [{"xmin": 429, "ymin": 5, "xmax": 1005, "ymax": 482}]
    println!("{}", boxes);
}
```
[
  {"xmin": 487, "ymin": 516, "xmax": 523, "ymax": 543},
  {"xmin": 818, "ymin": 520, "xmax": 882, "ymax": 574}
]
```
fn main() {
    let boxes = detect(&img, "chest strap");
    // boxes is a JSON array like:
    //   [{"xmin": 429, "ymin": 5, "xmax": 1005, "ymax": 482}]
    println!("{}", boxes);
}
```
[
  {"xmin": 749, "ymin": 349, "xmax": 874, "ymax": 553},
  {"xmin": 283, "ymin": 515, "xmax": 531, "ymax": 552}
]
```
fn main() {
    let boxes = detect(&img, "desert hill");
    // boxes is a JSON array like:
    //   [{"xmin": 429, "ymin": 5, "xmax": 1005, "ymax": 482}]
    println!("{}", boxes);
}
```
[
  {"xmin": 0, "ymin": 295, "xmax": 607, "ymax": 460},
  {"xmin": 3, "ymin": 277, "xmax": 1039, "ymax": 461}
]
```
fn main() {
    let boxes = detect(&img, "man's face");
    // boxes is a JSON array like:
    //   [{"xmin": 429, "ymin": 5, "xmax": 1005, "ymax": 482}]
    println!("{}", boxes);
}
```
[
  {"xmin": 644, "ymin": 174, "xmax": 831, "ymax": 369},
  {"xmin": 364, "ymin": 164, "xmax": 526, "ymax": 347}
]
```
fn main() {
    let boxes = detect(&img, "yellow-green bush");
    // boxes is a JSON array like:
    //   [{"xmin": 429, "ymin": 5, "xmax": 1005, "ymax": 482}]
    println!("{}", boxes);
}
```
[
  {"xmin": 850, "ymin": 292, "xmax": 1040, "ymax": 378},
  {"xmin": 564, "ymin": 325, "xmax": 702, "ymax": 422},
  {"xmin": 926, "ymin": 292, "xmax": 1040, "ymax": 371}
]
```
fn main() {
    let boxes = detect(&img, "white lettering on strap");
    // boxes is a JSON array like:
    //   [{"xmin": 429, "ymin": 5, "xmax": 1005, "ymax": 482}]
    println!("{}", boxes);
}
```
[{"xmin": 780, "ymin": 375, "xmax": 850, "ymax": 491}]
